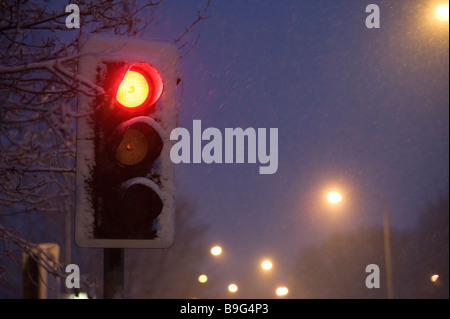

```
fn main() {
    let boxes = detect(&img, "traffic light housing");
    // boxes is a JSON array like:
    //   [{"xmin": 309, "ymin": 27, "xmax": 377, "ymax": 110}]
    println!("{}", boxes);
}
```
[{"xmin": 75, "ymin": 36, "xmax": 178, "ymax": 248}]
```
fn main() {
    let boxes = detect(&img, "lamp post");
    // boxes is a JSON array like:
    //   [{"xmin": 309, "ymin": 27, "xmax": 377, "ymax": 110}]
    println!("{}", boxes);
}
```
[
  {"xmin": 381, "ymin": 197, "xmax": 394, "ymax": 299},
  {"xmin": 327, "ymin": 190, "xmax": 394, "ymax": 299}
]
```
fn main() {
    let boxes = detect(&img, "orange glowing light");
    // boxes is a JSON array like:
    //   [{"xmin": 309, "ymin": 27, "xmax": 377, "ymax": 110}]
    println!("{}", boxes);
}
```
[
  {"xmin": 198, "ymin": 274, "xmax": 208, "ymax": 283},
  {"xmin": 228, "ymin": 283, "xmax": 238, "ymax": 293},
  {"xmin": 431, "ymin": 274, "xmax": 439, "ymax": 282},
  {"xmin": 276, "ymin": 287, "xmax": 289, "ymax": 296},
  {"xmin": 211, "ymin": 246, "xmax": 222, "ymax": 256},
  {"xmin": 436, "ymin": 4, "xmax": 449, "ymax": 20},
  {"xmin": 261, "ymin": 260, "xmax": 273, "ymax": 270},
  {"xmin": 116, "ymin": 70, "xmax": 150, "ymax": 108},
  {"xmin": 327, "ymin": 191, "xmax": 342, "ymax": 204}
]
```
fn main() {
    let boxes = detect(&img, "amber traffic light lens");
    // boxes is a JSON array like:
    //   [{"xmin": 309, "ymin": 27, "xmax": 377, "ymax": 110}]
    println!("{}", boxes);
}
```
[
  {"xmin": 116, "ymin": 128, "xmax": 148, "ymax": 166},
  {"xmin": 112, "ymin": 120, "xmax": 163, "ymax": 169}
]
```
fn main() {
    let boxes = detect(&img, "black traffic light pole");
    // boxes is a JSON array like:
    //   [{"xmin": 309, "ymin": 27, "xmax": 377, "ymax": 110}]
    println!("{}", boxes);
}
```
[{"xmin": 103, "ymin": 248, "xmax": 124, "ymax": 299}]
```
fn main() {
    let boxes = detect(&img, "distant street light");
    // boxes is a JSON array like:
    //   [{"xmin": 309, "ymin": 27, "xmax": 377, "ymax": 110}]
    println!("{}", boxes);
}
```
[
  {"xmin": 198, "ymin": 274, "xmax": 208, "ymax": 283},
  {"xmin": 261, "ymin": 259, "xmax": 273, "ymax": 271},
  {"xmin": 228, "ymin": 283, "xmax": 238, "ymax": 293},
  {"xmin": 435, "ymin": 4, "xmax": 449, "ymax": 20},
  {"xmin": 327, "ymin": 191, "xmax": 342, "ymax": 204},
  {"xmin": 431, "ymin": 274, "xmax": 439, "ymax": 283},
  {"xmin": 210, "ymin": 245, "xmax": 222, "ymax": 256},
  {"xmin": 276, "ymin": 286, "xmax": 289, "ymax": 297},
  {"xmin": 325, "ymin": 189, "xmax": 394, "ymax": 299}
]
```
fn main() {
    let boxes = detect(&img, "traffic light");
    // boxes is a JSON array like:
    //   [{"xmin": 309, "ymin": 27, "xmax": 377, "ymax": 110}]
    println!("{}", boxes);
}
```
[{"xmin": 75, "ymin": 35, "xmax": 178, "ymax": 248}]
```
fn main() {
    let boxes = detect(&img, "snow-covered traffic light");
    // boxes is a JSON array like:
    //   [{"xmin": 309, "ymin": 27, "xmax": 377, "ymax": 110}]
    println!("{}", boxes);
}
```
[{"xmin": 75, "ymin": 36, "xmax": 178, "ymax": 248}]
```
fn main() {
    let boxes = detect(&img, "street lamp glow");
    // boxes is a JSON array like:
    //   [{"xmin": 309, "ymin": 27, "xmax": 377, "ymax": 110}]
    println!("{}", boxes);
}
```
[
  {"xmin": 431, "ymin": 274, "xmax": 439, "ymax": 282},
  {"xmin": 261, "ymin": 259, "xmax": 273, "ymax": 270},
  {"xmin": 210, "ymin": 245, "xmax": 222, "ymax": 256},
  {"xmin": 198, "ymin": 274, "xmax": 208, "ymax": 283},
  {"xmin": 228, "ymin": 283, "xmax": 238, "ymax": 293},
  {"xmin": 435, "ymin": 4, "xmax": 449, "ymax": 20},
  {"xmin": 276, "ymin": 287, "xmax": 289, "ymax": 296},
  {"xmin": 327, "ymin": 191, "xmax": 342, "ymax": 204}
]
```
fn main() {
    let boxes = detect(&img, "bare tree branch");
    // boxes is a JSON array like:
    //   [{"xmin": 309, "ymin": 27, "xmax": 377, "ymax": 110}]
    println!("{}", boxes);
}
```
[{"xmin": 0, "ymin": 0, "xmax": 212, "ymax": 298}]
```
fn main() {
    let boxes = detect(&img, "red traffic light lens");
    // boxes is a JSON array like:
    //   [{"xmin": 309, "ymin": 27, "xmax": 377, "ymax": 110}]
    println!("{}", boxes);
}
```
[
  {"xmin": 116, "ymin": 71, "xmax": 149, "ymax": 108},
  {"xmin": 115, "ymin": 63, "xmax": 163, "ymax": 110}
]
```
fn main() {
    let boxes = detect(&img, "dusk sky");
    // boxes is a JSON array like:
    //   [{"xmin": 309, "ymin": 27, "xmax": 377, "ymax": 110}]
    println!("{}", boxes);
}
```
[
  {"xmin": 1, "ymin": 0, "xmax": 448, "ymax": 300},
  {"xmin": 146, "ymin": 0, "xmax": 449, "ymax": 282}
]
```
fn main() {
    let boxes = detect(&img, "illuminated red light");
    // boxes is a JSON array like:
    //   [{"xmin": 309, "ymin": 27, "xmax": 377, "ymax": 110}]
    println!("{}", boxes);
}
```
[
  {"xmin": 115, "ymin": 63, "xmax": 163, "ymax": 110},
  {"xmin": 116, "ymin": 71, "xmax": 149, "ymax": 108}
]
